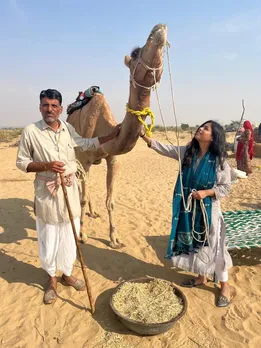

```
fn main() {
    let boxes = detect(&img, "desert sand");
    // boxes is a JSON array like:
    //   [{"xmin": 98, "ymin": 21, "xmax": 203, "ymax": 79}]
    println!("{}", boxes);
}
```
[{"xmin": 0, "ymin": 131, "xmax": 261, "ymax": 348}]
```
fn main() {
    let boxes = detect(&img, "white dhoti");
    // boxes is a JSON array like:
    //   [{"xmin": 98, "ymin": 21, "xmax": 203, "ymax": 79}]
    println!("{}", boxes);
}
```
[{"xmin": 36, "ymin": 216, "xmax": 80, "ymax": 277}]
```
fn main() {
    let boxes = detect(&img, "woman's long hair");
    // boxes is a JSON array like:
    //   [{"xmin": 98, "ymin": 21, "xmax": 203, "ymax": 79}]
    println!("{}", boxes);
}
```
[{"xmin": 183, "ymin": 120, "xmax": 227, "ymax": 170}]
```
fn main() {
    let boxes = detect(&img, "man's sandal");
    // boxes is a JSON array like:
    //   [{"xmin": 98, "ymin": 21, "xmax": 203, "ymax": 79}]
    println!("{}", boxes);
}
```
[
  {"xmin": 43, "ymin": 286, "xmax": 57, "ymax": 304},
  {"xmin": 61, "ymin": 275, "xmax": 85, "ymax": 291}
]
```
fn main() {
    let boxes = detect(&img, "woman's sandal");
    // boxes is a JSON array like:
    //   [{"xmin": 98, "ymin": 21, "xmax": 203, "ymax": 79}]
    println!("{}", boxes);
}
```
[
  {"xmin": 216, "ymin": 294, "xmax": 230, "ymax": 307},
  {"xmin": 61, "ymin": 275, "xmax": 85, "ymax": 291}
]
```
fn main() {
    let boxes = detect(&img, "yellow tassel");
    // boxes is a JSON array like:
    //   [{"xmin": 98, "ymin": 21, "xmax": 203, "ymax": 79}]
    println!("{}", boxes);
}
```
[{"xmin": 126, "ymin": 104, "xmax": 155, "ymax": 137}]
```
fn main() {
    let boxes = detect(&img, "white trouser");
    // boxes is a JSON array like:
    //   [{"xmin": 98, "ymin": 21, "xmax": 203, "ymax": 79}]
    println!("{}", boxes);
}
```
[
  {"xmin": 214, "ymin": 239, "xmax": 228, "ymax": 282},
  {"xmin": 36, "ymin": 217, "xmax": 80, "ymax": 277}
]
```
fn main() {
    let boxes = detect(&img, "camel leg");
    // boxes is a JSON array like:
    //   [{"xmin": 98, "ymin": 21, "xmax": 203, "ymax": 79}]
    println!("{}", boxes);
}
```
[
  {"xmin": 106, "ymin": 156, "xmax": 125, "ymax": 249},
  {"xmin": 87, "ymin": 170, "xmax": 100, "ymax": 219},
  {"xmin": 78, "ymin": 167, "xmax": 100, "ymax": 244},
  {"xmin": 79, "ymin": 176, "xmax": 88, "ymax": 244}
]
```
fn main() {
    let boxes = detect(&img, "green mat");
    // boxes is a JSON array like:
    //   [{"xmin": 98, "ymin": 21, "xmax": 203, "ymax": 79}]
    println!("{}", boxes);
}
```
[{"xmin": 223, "ymin": 210, "xmax": 261, "ymax": 250}]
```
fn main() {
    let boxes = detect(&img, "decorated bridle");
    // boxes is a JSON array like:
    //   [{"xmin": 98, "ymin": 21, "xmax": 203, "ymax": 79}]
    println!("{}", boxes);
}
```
[
  {"xmin": 127, "ymin": 43, "xmax": 166, "ymax": 136},
  {"xmin": 130, "ymin": 48, "xmax": 163, "ymax": 90}
]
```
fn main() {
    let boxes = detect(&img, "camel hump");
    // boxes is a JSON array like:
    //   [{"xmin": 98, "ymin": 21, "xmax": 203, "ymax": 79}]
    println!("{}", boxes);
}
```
[{"xmin": 67, "ymin": 86, "xmax": 103, "ymax": 115}]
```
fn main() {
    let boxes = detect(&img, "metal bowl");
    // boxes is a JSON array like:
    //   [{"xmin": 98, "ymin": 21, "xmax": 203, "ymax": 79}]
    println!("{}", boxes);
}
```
[{"xmin": 110, "ymin": 277, "xmax": 187, "ymax": 336}]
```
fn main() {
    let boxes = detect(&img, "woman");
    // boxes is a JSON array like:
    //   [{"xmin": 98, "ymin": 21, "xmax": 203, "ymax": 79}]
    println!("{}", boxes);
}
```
[
  {"xmin": 236, "ymin": 120, "xmax": 254, "ymax": 175},
  {"xmin": 140, "ymin": 121, "xmax": 232, "ymax": 307}
]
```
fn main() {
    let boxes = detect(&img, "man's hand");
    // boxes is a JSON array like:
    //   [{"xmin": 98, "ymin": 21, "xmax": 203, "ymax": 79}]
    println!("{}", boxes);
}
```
[
  {"xmin": 192, "ymin": 190, "xmax": 208, "ymax": 200},
  {"xmin": 109, "ymin": 124, "xmax": 121, "ymax": 139},
  {"xmin": 98, "ymin": 124, "xmax": 122, "ymax": 145},
  {"xmin": 46, "ymin": 161, "xmax": 65, "ymax": 173}
]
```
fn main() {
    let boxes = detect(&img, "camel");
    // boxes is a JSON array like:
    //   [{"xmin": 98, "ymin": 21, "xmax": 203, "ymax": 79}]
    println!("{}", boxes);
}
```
[{"xmin": 67, "ymin": 24, "xmax": 167, "ymax": 248}]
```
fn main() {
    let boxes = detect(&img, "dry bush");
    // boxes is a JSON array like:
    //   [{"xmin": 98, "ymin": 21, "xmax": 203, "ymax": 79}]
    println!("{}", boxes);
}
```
[{"xmin": 0, "ymin": 128, "xmax": 23, "ymax": 143}]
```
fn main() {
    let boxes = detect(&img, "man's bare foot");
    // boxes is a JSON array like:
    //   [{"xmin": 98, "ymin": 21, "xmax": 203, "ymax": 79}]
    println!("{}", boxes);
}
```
[
  {"xmin": 43, "ymin": 276, "xmax": 57, "ymax": 304},
  {"xmin": 61, "ymin": 274, "xmax": 85, "ymax": 291}
]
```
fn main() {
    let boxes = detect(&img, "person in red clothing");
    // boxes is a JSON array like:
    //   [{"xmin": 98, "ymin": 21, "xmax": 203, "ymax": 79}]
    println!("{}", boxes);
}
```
[{"xmin": 236, "ymin": 120, "xmax": 254, "ymax": 175}]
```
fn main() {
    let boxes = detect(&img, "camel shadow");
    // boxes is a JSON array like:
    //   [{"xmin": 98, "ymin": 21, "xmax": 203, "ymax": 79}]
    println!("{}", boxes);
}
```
[
  {"xmin": 0, "ymin": 198, "xmax": 37, "ymax": 244},
  {"xmin": 81, "ymin": 241, "xmax": 176, "ymax": 283}
]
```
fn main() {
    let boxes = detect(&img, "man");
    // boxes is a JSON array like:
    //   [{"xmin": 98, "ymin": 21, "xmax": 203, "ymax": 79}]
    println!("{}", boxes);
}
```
[{"xmin": 16, "ymin": 89, "xmax": 120, "ymax": 304}]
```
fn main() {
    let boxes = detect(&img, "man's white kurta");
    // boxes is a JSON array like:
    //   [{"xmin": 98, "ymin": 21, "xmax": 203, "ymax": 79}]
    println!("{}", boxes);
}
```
[{"xmin": 16, "ymin": 119, "xmax": 100, "ymax": 275}]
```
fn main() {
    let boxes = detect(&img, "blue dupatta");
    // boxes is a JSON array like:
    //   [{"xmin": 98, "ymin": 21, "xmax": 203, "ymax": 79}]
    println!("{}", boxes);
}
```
[{"xmin": 166, "ymin": 151, "xmax": 216, "ymax": 259}]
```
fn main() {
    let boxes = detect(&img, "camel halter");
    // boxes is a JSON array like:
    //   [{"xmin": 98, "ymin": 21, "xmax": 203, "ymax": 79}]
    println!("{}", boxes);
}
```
[
  {"xmin": 126, "ymin": 46, "xmax": 164, "ymax": 137},
  {"xmin": 130, "ymin": 49, "xmax": 163, "ymax": 90}
]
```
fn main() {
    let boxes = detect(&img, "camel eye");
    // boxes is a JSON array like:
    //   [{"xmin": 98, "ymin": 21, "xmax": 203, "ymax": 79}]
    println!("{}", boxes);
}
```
[{"xmin": 130, "ymin": 47, "xmax": 141, "ymax": 60}]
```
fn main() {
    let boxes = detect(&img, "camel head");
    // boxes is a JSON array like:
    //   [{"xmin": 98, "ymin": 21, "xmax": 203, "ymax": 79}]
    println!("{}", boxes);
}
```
[{"xmin": 124, "ymin": 24, "xmax": 167, "ymax": 91}]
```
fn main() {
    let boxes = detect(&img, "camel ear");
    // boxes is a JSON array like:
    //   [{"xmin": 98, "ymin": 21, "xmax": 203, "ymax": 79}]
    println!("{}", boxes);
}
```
[{"xmin": 124, "ymin": 55, "xmax": 131, "ymax": 68}]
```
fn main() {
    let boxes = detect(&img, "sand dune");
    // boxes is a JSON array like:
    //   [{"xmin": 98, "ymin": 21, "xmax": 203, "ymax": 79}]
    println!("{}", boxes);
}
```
[{"xmin": 0, "ymin": 131, "xmax": 260, "ymax": 348}]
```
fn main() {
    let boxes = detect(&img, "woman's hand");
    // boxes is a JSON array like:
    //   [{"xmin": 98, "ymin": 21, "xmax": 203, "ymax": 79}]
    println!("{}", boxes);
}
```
[
  {"xmin": 192, "ymin": 190, "xmax": 208, "ymax": 200},
  {"xmin": 139, "ymin": 125, "xmax": 146, "ymax": 138},
  {"xmin": 192, "ymin": 189, "xmax": 215, "ymax": 200},
  {"xmin": 139, "ymin": 126, "xmax": 152, "ymax": 146}
]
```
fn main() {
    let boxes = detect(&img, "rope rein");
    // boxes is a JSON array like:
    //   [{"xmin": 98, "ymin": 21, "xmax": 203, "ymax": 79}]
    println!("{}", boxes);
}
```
[{"xmin": 128, "ymin": 41, "xmax": 210, "ymax": 252}]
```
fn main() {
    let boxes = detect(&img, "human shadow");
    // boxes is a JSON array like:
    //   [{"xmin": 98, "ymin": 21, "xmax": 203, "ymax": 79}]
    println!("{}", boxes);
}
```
[
  {"xmin": 240, "ymin": 202, "xmax": 261, "ymax": 209},
  {"xmin": 145, "ymin": 235, "xmax": 218, "ymax": 292},
  {"xmin": 0, "ymin": 250, "xmax": 90, "ymax": 310},
  {"xmin": 0, "ymin": 249, "xmax": 46, "ymax": 289},
  {"xmin": 93, "ymin": 287, "xmax": 136, "ymax": 336},
  {"xmin": 230, "ymin": 248, "xmax": 261, "ymax": 267},
  {"xmin": 0, "ymin": 198, "xmax": 37, "ymax": 244}
]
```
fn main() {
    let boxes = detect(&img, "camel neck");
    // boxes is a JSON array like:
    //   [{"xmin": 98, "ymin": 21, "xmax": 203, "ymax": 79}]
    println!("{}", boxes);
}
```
[{"xmin": 127, "ymin": 86, "xmax": 151, "ymax": 110}]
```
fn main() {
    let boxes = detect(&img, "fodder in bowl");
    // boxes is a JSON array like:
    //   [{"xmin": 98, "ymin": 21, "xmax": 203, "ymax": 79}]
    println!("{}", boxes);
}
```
[{"xmin": 110, "ymin": 278, "xmax": 187, "ymax": 335}]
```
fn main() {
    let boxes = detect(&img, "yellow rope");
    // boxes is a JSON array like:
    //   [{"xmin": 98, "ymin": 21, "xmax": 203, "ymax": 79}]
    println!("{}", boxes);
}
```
[{"xmin": 126, "ymin": 104, "xmax": 155, "ymax": 137}]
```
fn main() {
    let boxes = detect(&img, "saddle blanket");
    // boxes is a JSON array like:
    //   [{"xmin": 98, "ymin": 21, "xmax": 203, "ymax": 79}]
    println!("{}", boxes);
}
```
[{"xmin": 67, "ymin": 86, "xmax": 103, "ymax": 115}]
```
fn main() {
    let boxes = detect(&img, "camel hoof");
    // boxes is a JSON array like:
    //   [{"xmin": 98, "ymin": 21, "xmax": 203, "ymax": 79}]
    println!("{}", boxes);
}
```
[
  {"xmin": 109, "ymin": 241, "xmax": 126, "ymax": 249},
  {"xmin": 86, "ymin": 212, "xmax": 100, "ymax": 219},
  {"xmin": 80, "ymin": 234, "xmax": 88, "ymax": 244}
]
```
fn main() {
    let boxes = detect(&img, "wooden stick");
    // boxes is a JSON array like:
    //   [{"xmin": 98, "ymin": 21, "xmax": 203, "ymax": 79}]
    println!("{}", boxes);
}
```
[
  {"xmin": 234, "ymin": 99, "xmax": 245, "ymax": 145},
  {"xmin": 59, "ymin": 173, "xmax": 95, "ymax": 314}
]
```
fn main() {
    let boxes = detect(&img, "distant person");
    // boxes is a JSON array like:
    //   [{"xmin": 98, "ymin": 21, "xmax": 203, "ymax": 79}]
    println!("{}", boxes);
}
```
[
  {"xmin": 234, "ymin": 126, "xmax": 244, "ymax": 153},
  {"xmin": 236, "ymin": 120, "xmax": 254, "ymax": 175},
  {"xmin": 258, "ymin": 123, "xmax": 261, "ymax": 139},
  {"xmin": 16, "ymin": 89, "xmax": 121, "ymax": 304},
  {"xmin": 140, "ymin": 120, "xmax": 232, "ymax": 307}
]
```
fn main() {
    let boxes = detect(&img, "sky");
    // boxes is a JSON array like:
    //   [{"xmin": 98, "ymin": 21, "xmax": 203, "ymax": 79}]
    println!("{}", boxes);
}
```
[{"xmin": 0, "ymin": 0, "xmax": 261, "ymax": 128}]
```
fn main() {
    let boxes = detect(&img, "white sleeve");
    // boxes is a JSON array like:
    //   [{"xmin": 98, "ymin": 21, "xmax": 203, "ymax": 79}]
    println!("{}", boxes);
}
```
[
  {"xmin": 150, "ymin": 139, "xmax": 186, "ymax": 161},
  {"xmin": 65, "ymin": 122, "xmax": 100, "ymax": 151}
]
